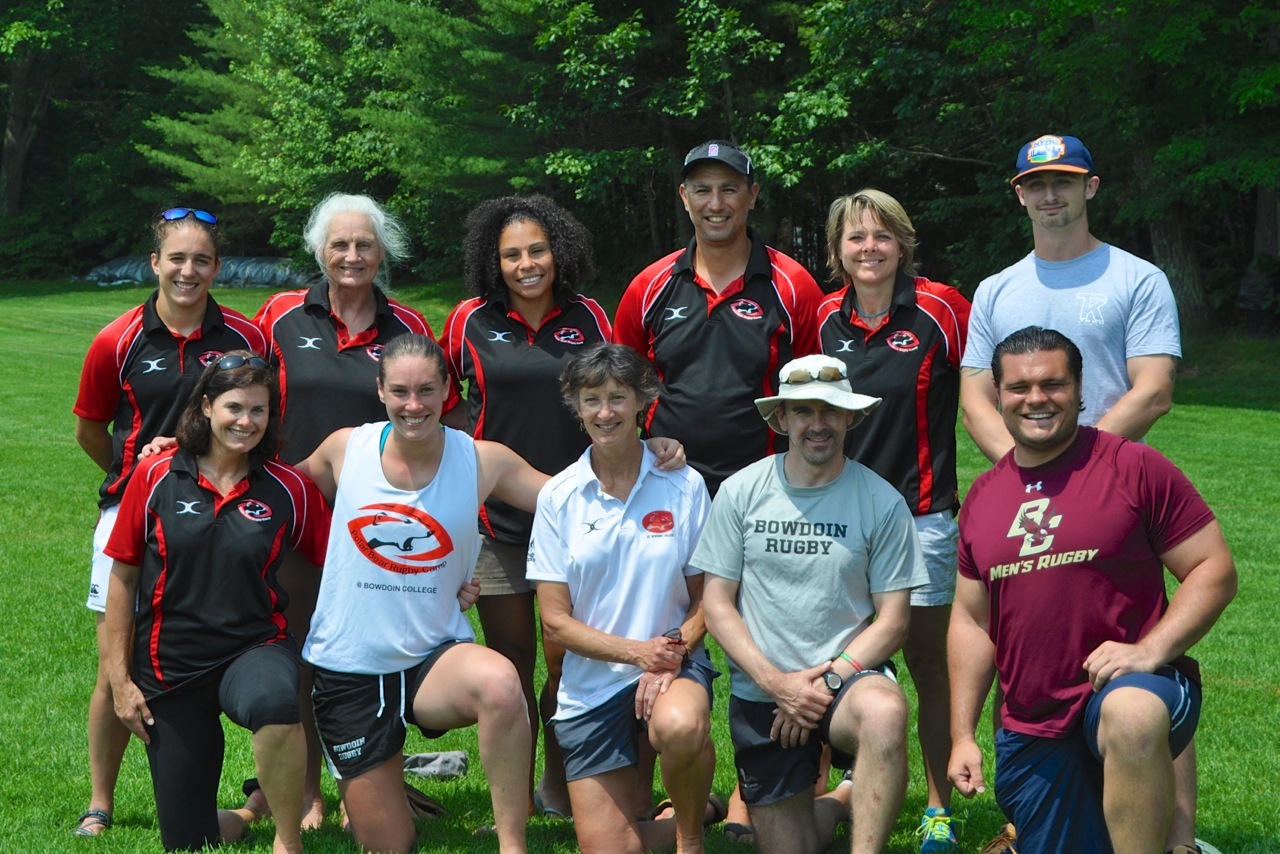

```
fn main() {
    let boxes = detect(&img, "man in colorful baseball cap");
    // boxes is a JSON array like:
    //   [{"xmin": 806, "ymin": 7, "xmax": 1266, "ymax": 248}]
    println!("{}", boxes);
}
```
[
  {"xmin": 957, "ymin": 135, "xmax": 1197, "ymax": 852},
  {"xmin": 1009, "ymin": 134, "xmax": 1094, "ymax": 185},
  {"xmin": 960, "ymin": 132, "xmax": 1180, "ymax": 460}
]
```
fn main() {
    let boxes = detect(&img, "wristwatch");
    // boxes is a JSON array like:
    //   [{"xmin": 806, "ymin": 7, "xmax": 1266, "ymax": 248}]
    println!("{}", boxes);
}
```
[{"xmin": 822, "ymin": 670, "xmax": 843, "ymax": 693}]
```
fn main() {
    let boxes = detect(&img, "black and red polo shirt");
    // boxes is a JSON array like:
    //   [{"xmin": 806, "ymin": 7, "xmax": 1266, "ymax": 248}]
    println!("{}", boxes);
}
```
[
  {"xmin": 818, "ymin": 272, "xmax": 970, "ymax": 516},
  {"xmin": 104, "ymin": 448, "xmax": 330, "ymax": 698},
  {"xmin": 440, "ymin": 293, "xmax": 611, "ymax": 543},
  {"xmin": 73, "ymin": 294, "xmax": 266, "ymax": 509},
  {"xmin": 255, "ymin": 283, "xmax": 454, "ymax": 463},
  {"xmin": 614, "ymin": 230, "xmax": 822, "ymax": 494}
]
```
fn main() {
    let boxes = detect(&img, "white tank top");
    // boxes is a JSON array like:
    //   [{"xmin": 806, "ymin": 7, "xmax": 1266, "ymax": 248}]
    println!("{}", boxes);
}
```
[{"xmin": 304, "ymin": 423, "xmax": 480, "ymax": 673}]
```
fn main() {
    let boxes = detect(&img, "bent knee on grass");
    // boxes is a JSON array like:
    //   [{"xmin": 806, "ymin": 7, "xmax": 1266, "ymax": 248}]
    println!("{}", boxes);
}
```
[{"xmin": 1098, "ymin": 687, "xmax": 1172, "ymax": 760}]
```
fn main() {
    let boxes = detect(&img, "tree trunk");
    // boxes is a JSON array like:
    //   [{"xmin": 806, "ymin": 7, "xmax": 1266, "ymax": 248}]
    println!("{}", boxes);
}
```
[
  {"xmin": 1132, "ymin": 150, "xmax": 1209, "ymax": 330},
  {"xmin": 2, "ymin": 48, "xmax": 53, "ymax": 217},
  {"xmin": 1253, "ymin": 187, "xmax": 1278, "ymax": 262}
]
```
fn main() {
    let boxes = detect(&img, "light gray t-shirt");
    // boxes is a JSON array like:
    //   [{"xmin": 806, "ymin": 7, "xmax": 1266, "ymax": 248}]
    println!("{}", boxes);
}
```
[
  {"xmin": 962, "ymin": 243, "xmax": 1181, "ymax": 425},
  {"xmin": 693, "ymin": 454, "xmax": 927, "ymax": 702}
]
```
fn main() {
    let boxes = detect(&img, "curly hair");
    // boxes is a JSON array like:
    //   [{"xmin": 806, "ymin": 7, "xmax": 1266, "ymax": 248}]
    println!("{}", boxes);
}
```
[
  {"xmin": 462, "ymin": 195, "xmax": 596, "ymax": 301},
  {"xmin": 824, "ymin": 189, "xmax": 919, "ymax": 286},
  {"xmin": 175, "ymin": 351, "xmax": 282, "ymax": 467}
]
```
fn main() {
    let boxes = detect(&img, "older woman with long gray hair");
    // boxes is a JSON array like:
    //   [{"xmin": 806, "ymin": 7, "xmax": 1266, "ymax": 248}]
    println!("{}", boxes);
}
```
[{"xmin": 253, "ymin": 193, "xmax": 453, "ymax": 827}]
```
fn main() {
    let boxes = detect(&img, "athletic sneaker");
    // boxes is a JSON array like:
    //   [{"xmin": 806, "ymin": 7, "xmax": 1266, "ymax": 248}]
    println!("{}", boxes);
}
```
[
  {"xmin": 917, "ymin": 807, "xmax": 959, "ymax": 852},
  {"xmin": 978, "ymin": 823, "xmax": 1019, "ymax": 854},
  {"xmin": 1170, "ymin": 842, "xmax": 1223, "ymax": 854}
]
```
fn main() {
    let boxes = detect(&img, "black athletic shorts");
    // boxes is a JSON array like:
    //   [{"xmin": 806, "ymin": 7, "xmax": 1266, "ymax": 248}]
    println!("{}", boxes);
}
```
[{"xmin": 311, "ymin": 640, "xmax": 462, "ymax": 780}]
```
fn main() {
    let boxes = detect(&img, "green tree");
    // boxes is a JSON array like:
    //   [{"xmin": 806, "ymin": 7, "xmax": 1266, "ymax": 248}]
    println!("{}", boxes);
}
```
[
  {"xmin": 1, "ymin": 0, "xmax": 213, "ymax": 276},
  {"xmin": 142, "ymin": 0, "xmax": 402, "ymax": 260}
]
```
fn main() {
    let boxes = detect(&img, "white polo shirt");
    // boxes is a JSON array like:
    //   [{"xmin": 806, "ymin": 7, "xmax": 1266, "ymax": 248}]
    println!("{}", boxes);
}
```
[{"xmin": 528, "ymin": 445, "xmax": 710, "ymax": 721}]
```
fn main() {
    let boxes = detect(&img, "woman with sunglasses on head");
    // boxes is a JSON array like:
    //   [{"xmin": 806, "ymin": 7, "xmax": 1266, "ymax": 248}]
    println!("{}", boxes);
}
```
[
  {"xmin": 817, "ymin": 189, "xmax": 970, "ymax": 852},
  {"xmin": 528, "ymin": 343, "xmax": 723, "ymax": 854},
  {"xmin": 439, "ymin": 194, "xmax": 614, "ymax": 818},
  {"xmin": 255, "ymin": 193, "xmax": 455, "ymax": 826},
  {"xmin": 103, "ymin": 352, "xmax": 329, "ymax": 853},
  {"xmin": 72, "ymin": 207, "xmax": 266, "ymax": 838}
]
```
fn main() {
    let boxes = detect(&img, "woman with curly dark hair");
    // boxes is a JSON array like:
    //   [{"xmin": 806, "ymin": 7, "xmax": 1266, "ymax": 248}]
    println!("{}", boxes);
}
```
[
  {"xmin": 440, "ymin": 195, "xmax": 681, "ymax": 817},
  {"xmin": 439, "ymin": 195, "xmax": 609, "ymax": 818}
]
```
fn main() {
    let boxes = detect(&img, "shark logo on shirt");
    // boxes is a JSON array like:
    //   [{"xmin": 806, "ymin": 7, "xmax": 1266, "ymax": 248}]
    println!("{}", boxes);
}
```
[
  {"xmin": 348, "ymin": 503, "xmax": 454, "ymax": 574},
  {"xmin": 729, "ymin": 299, "xmax": 763, "ymax": 320}
]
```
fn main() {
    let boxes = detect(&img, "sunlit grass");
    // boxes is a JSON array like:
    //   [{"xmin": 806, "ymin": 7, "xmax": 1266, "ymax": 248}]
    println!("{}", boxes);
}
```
[{"xmin": 1, "ymin": 282, "xmax": 1276, "ymax": 851}]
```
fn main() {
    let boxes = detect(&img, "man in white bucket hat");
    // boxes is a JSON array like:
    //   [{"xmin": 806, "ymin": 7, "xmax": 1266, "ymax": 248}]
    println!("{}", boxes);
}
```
[{"xmin": 698, "ymin": 354, "xmax": 930, "ymax": 853}]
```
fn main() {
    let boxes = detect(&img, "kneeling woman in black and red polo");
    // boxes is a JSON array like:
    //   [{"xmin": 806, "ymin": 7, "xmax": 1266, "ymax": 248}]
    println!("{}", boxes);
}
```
[{"xmin": 103, "ymin": 353, "xmax": 329, "ymax": 853}]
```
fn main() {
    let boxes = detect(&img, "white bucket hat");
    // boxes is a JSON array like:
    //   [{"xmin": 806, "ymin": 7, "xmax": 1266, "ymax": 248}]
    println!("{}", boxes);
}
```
[{"xmin": 754, "ymin": 354, "xmax": 882, "ymax": 435}]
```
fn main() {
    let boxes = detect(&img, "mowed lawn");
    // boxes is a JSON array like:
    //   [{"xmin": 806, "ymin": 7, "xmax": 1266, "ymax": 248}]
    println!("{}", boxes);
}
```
[{"xmin": 0, "ymin": 279, "xmax": 1276, "ymax": 853}]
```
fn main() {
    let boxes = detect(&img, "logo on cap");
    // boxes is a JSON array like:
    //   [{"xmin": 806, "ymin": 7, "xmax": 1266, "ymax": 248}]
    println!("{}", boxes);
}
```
[
  {"xmin": 708, "ymin": 143, "xmax": 720, "ymax": 156},
  {"xmin": 1026, "ymin": 136, "xmax": 1068, "ymax": 165}
]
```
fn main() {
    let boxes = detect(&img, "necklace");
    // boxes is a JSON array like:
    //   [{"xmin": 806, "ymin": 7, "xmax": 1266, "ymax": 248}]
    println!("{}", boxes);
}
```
[{"xmin": 855, "ymin": 299, "xmax": 889, "ymax": 320}]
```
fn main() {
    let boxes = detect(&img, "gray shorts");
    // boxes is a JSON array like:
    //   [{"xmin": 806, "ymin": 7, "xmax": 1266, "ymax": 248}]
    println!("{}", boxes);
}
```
[
  {"xmin": 551, "ymin": 654, "xmax": 717, "ymax": 782},
  {"xmin": 473, "ymin": 536, "xmax": 533, "ymax": 596},
  {"xmin": 910, "ymin": 511, "xmax": 958, "ymax": 607},
  {"xmin": 730, "ymin": 662, "xmax": 898, "ymax": 807}
]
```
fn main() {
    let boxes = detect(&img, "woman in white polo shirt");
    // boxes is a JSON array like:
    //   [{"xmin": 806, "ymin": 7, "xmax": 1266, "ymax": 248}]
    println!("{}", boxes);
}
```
[{"xmin": 529, "ymin": 343, "xmax": 724, "ymax": 854}]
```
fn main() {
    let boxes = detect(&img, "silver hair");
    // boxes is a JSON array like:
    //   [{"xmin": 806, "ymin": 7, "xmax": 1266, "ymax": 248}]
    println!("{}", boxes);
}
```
[{"xmin": 303, "ymin": 193, "xmax": 409, "ymax": 287}]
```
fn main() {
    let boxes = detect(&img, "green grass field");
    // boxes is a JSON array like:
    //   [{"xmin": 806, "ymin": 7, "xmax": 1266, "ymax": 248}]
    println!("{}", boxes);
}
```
[{"xmin": 0, "ymin": 279, "xmax": 1276, "ymax": 852}]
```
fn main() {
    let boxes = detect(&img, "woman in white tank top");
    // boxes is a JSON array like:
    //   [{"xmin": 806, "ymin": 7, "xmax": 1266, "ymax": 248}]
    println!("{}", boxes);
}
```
[{"xmin": 296, "ymin": 333, "xmax": 548, "ymax": 854}]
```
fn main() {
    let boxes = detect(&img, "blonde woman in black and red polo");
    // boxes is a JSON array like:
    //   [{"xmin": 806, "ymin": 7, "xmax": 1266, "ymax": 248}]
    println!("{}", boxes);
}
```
[{"xmin": 817, "ymin": 189, "xmax": 970, "ymax": 852}]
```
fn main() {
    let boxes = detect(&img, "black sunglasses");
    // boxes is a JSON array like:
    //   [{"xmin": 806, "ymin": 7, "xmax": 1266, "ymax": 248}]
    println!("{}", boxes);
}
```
[
  {"xmin": 215, "ymin": 355, "xmax": 269, "ymax": 372},
  {"xmin": 160, "ymin": 207, "xmax": 218, "ymax": 225}
]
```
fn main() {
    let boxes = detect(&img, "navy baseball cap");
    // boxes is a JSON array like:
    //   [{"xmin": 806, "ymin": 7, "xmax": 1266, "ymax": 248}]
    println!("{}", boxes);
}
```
[
  {"xmin": 1010, "ymin": 135, "xmax": 1094, "ymax": 185},
  {"xmin": 682, "ymin": 141, "xmax": 753, "ymax": 179}
]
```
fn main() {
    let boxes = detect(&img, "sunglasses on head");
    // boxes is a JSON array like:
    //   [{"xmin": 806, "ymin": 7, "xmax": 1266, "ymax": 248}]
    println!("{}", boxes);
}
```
[
  {"xmin": 785, "ymin": 365, "xmax": 846, "ymax": 385},
  {"xmin": 160, "ymin": 207, "xmax": 218, "ymax": 225},
  {"xmin": 215, "ymin": 355, "xmax": 269, "ymax": 372}
]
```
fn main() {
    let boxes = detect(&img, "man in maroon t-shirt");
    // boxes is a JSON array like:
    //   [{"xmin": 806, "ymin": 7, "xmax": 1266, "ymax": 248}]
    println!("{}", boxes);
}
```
[{"xmin": 947, "ymin": 327, "xmax": 1236, "ymax": 854}]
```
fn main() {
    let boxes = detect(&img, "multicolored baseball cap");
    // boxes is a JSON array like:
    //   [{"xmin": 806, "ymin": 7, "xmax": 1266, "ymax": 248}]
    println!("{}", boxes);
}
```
[
  {"xmin": 682, "ymin": 140, "xmax": 753, "ymax": 179},
  {"xmin": 1010, "ymin": 135, "xmax": 1094, "ymax": 185}
]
